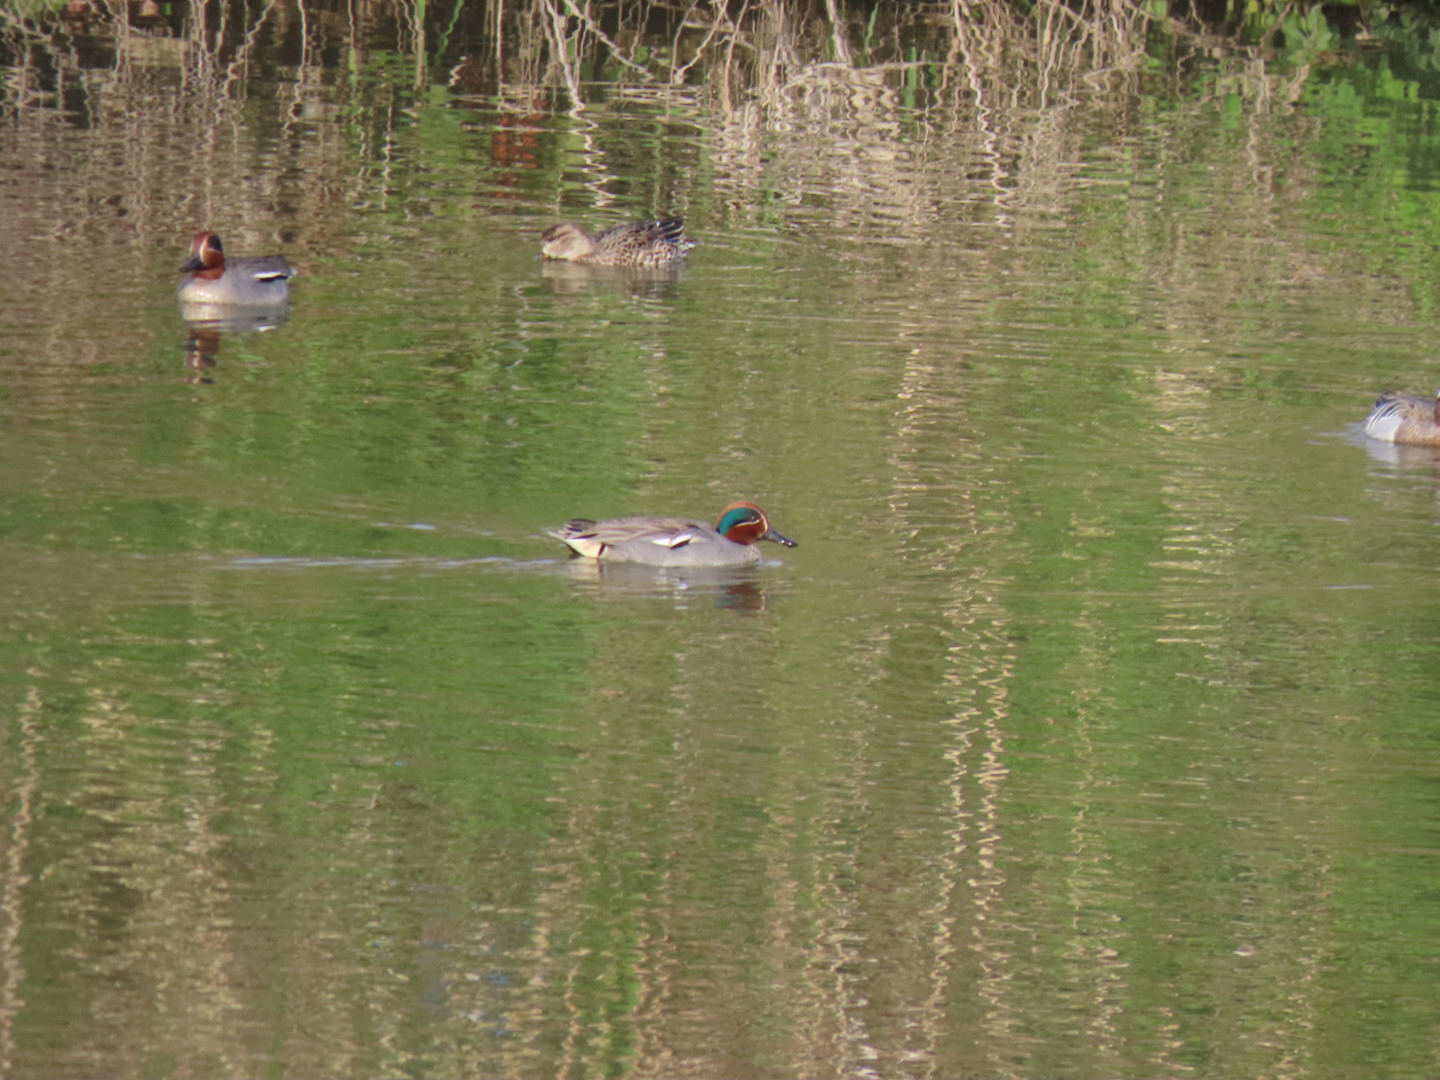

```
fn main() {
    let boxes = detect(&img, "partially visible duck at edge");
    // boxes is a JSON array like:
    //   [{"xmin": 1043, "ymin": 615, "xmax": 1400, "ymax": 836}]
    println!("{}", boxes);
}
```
[
  {"xmin": 548, "ymin": 501, "xmax": 796, "ymax": 568},
  {"xmin": 177, "ymin": 231, "xmax": 296, "ymax": 306},
  {"xmin": 539, "ymin": 217, "xmax": 696, "ymax": 269},
  {"xmin": 1363, "ymin": 390, "xmax": 1440, "ymax": 445}
]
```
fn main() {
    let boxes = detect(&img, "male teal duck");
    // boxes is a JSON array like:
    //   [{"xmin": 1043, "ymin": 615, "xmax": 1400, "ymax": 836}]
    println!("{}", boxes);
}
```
[
  {"xmin": 548, "ymin": 501, "xmax": 796, "ymax": 567},
  {"xmin": 1363, "ymin": 390, "xmax": 1440, "ymax": 445},
  {"xmin": 539, "ymin": 218, "xmax": 695, "ymax": 269},
  {"xmin": 177, "ymin": 231, "xmax": 296, "ymax": 306}
]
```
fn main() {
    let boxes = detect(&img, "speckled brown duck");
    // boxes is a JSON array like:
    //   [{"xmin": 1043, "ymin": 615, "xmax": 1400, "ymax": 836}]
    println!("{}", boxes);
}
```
[
  {"xmin": 1364, "ymin": 390, "xmax": 1440, "ymax": 445},
  {"xmin": 539, "ymin": 218, "xmax": 696, "ymax": 269}
]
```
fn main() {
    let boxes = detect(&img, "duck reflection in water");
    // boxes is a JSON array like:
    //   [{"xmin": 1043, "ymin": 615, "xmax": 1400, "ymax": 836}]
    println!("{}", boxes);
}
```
[
  {"xmin": 539, "ymin": 257, "xmax": 688, "ymax": 300},
  {"xmin": 556, "ymin": 560, "xmax": 780, "ymax": 614},
  {"xmin": 179, "ymin": 306, "xmax": 291, "ymax": 384}
]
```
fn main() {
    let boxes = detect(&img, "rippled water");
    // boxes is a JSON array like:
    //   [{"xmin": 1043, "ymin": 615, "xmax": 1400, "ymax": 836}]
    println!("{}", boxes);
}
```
[{"xmin": 3, "ymin": 2, "xmax": 1440, "ymax": 1077}]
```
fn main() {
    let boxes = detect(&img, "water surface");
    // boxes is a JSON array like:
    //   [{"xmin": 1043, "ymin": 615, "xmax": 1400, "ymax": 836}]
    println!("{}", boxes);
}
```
[{"xmin": 2, "ymin": 2, "xmax": 1440, "ymax": 1077}]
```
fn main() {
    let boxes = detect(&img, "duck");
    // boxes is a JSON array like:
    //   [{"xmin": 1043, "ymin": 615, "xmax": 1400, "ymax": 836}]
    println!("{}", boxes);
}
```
[
  {"xmin": 177, "ymin": 231, "xmax": 295, "ymax": 306},
  {"xmin": 1363, "ymin": 390, "xmax": 1440, "ymax": 445},
  {"xmin": 548, "ymin": 501, "xmax": 796, "ymax": 567},
  {"xmin": 539, "ymin": 217, "xmax": 695, "ymax": 269}
]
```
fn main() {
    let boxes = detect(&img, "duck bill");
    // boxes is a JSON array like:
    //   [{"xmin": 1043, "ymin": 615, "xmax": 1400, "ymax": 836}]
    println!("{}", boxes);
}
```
[
  {"xmin": 763, "ymin": 528, "xmax": 797, "ymax": 548},
  {"xmin": 179, "ymin": 255, "xmax": 205, "ymax": 273}
]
